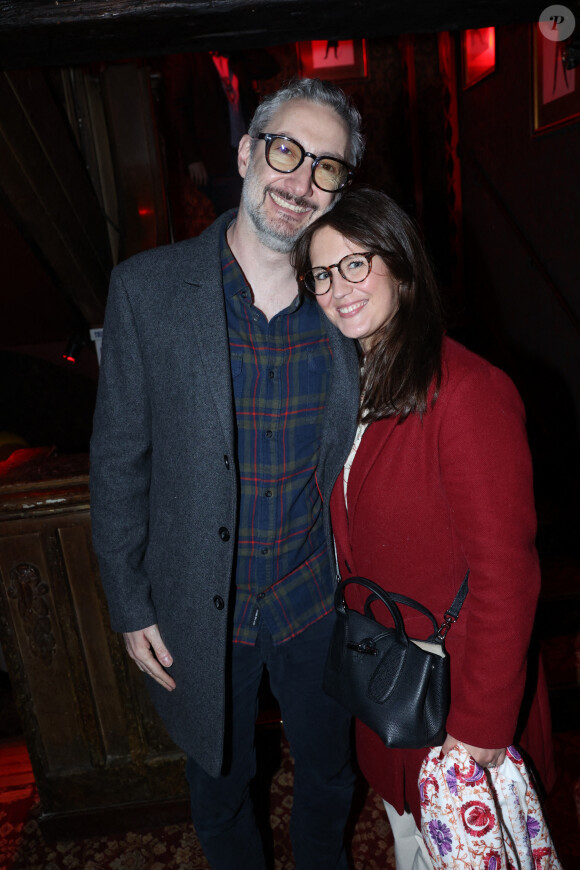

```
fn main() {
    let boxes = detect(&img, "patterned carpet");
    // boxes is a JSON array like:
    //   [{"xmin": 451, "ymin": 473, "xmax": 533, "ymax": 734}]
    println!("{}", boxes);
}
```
[
  {"xmin": 1, "ymin": 730, "xmax": 396, "ymax": 870},
  {"xmin": 1, "ymin": 721, "xmax": 579, "ymax": 870}
]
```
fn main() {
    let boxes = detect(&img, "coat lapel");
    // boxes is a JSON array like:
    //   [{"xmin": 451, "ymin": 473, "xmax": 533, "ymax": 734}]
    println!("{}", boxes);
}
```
[
  {"xmin": 171, "ymin": 212, "xmax": 236, "ymax": 448},
  {"xmin": 346, "ymin": 416, "xmax": 399, "ymax": 533},
  {"xmin": 317, "ymin": 321, "xmax": 360, "ymax": 503},
  {"xmin": 329, "ymin": 467, "xmax": 356, "ymax": 574}
]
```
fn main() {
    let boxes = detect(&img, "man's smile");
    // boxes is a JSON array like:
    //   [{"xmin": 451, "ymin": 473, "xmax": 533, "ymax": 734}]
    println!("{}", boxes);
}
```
[{"xmin": 269, "ymin": 189, "xmax": 312, "ymax": 214}]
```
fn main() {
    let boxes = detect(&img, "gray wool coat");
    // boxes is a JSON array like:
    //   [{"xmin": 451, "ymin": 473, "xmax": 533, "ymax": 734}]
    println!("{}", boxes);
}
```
[{"xmin": 90, "ymin": 210, "xmax": 360, "ymax": 776}]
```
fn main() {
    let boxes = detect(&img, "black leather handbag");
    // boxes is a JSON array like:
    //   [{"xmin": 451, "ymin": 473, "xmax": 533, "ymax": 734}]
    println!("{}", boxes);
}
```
[{"xmin": 323, "ymin": 573, "xmax": 469, "ymax": 749}]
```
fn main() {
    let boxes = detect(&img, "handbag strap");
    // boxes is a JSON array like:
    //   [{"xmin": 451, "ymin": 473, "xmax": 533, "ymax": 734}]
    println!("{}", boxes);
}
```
[
  {"xmin": 336, "ymin": 571, "xmax": 470, "ymax": 641},
  {"xmin": 435, "ymin": 571, "xmax": 470, "ymax": 640}
]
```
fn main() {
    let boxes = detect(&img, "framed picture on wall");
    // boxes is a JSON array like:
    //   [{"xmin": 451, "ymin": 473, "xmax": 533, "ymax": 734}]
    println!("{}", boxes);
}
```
[
  {"xmin": 296, "ymin": 39, "xmax": 367, "ymax": 81},
  {"xmin": 461, "ymin": 27, "xmax": 496, "ymax": 89},
  {"xmin": 533, "ymin": 24, "xmax": 580, "ymax": 133}
]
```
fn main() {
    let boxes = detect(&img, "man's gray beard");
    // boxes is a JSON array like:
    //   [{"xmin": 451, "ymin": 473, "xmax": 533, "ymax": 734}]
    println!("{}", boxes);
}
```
[
  {"xmin": 247, "ymin": 210, "xmax": 297, "ymax": 253},
  {"xmin": 241, "ymin": 176, "xmax": 332, "ymax": 254}
]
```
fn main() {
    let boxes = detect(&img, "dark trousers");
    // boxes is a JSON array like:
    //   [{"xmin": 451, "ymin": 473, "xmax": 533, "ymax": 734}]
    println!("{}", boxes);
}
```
[{"xmin": 186, "ymin": 614, "xmax": 354, "ymax": 870}]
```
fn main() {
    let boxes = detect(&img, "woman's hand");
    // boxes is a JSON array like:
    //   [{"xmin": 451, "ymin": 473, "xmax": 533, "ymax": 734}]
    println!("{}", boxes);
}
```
[{"xmin": 441, "ymin": 734, "xmax": 506, "ymax": 769}]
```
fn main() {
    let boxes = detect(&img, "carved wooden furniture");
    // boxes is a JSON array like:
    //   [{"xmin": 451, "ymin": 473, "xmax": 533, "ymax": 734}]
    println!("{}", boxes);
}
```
[{"xmin": 0, "ymin": 449, "xmax": 189, "ymax": 838}]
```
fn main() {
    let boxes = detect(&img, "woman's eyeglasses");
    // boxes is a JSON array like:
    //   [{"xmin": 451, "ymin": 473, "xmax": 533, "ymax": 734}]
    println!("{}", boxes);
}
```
[
  {"xmin": 257, "ymin": 133, "xmax": 354, "ymax": 193},
  {"xmin": 301, "ymin": 253, "xmax": 375, "ymax": 296}
]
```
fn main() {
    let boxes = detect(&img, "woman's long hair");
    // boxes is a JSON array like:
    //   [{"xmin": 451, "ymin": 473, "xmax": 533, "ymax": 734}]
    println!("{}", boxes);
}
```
[{"xmin": 292, "ymin": 186, "xmax": 444, "ymax": 423}]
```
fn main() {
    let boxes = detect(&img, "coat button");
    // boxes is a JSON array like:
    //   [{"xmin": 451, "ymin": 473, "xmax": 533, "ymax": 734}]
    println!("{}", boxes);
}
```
[
  {"xmin": 213, "ymin": 595, "xmax": 225, "ymax": 610},
  {"xmin": 224, "ymin": 455, "xmax": 230, "ymax": 469},
  {"xmin": 219, "ymin": 527, "xmax": 230, "ymax": 541}
]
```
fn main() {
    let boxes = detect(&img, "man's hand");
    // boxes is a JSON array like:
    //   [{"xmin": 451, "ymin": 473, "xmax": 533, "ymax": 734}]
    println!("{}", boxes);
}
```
[
  {"xmin": 123, "ymin": 624, "xmax": 176, "ymax": 691},
  {"xmin": 188, "ymin": 160, "xmax": 208, "ymax": 187},
  {"xmin": 441, "ymin": 734, "xmax": 506, "ymax": 770}
]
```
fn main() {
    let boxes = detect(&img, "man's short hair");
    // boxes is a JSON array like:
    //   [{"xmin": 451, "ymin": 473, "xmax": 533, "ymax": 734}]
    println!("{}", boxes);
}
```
[{"xmin": 247, "ymin": 78, "xmax": 365, "ymax": 167}]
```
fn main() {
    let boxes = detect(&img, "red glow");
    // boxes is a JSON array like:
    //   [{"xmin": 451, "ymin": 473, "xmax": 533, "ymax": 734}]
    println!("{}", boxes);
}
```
[
  {"xmin": 463, "ymin": 27, "xmax": 495, "ymax": 88},
  {"xmin": 138, "ymin": 206, "xmax": 154, "ymax": 217},
  {"xmin": 63, "ymin": 354, "xmax": 77, "ymax": 363}
]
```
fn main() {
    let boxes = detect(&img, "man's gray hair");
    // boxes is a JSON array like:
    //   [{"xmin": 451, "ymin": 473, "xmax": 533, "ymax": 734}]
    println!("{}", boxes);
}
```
[{"xmin": 247, "ymin": 78, "xmax": 365, "ymax": 167}]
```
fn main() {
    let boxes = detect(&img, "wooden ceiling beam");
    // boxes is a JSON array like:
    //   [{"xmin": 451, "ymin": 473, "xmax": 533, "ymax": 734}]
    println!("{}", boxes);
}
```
[{"xmin": 0, "ymin": 0, "xmax": 536, "ymax": 69}]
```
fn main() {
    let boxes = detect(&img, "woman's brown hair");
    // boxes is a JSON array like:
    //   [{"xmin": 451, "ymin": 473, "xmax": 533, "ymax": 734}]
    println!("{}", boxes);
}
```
[{"xmin": 292, "ymin": 186, "xmax": 444, "ymax": 423}]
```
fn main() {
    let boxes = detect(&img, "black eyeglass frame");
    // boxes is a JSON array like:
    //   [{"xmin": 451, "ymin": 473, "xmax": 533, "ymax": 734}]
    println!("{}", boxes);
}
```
[
  {"xmin": 256, "ymin": 133, "xmax": 355, "ymax": 192},
  {"xmin": 301, "ymin": 252, "xmax": 376, "ymax": 296}
]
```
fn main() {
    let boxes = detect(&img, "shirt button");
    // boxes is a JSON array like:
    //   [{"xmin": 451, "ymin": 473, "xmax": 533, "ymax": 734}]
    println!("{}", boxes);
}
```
[
  {"xmin": 265, "ymin": 490, "xmax": 273, "ymax": 498},
  {"xmin": 268, "ymin": 370, "xmax": 275, "ymax": 379},
  {"xmin": 261, "ymin": 548, "xmax": 268, "ymax": 555},
  {"xmin": 253, "ymin": 313, "xmax": 259, "ymax": 322},
  {"xmin": 241, "ymin": 291, "xmax": 248, "ymax": 299},
  {"xmin": 219, "ymin": 527, "xmax": 230, "ymax": 542},
  {"xmin": 265, "ymin": 430, "xmax": 273, "ymax": 439},
  {"xmin": 257, "ymin": 592, "xmax": 266, "ymax": 600},
  {"xmin": 213, "ymin": 595, "xmax": 225, "ymax": 610}
]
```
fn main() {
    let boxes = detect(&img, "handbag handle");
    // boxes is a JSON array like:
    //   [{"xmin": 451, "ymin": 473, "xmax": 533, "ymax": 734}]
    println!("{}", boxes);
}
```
[
  {"xmin": 335, "ymin": 576, "xmax": 409, "ymax": 636},
  {"xmin": 335, "ymin": 572, "xmax": 470, "ymax": 639},
  {"xmin": 337, "ymin": 575, "xmax": 439, "ymax": 634},
  {"xmin": 364, "ymin": 588, "xmax": 440, "ymax": 634}
]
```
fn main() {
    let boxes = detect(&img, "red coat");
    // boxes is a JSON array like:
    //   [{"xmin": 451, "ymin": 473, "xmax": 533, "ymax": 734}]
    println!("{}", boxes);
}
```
[{"xmin": 330, "ymin": 338, "xmax": 555, "ymax": 823}]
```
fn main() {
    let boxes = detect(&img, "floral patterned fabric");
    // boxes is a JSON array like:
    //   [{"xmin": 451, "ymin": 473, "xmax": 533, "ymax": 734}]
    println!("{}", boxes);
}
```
[{"xmin": 419, "ymin": 744, "xmax": 562, "ymax": 869}]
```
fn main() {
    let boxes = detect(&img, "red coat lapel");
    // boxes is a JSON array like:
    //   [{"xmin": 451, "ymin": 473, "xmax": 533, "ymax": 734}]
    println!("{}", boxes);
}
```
[
  {"xmin": 330, "ymin": 416, "xmax": 400, "ymax": 578},
  {"xmin": 345, "ymin": 417, "xmax": 400, "ymax": 535}
]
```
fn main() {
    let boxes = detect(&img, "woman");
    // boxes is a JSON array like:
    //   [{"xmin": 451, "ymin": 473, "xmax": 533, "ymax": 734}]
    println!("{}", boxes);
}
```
[{"xmin": 292, "ymin": 186, "xmax": 555, "ymax": 868}]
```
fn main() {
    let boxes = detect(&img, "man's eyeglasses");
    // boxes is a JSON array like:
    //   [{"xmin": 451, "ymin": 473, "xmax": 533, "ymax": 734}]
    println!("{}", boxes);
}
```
[
  {"xmin": 301, "ymin": 252, "xmax": 375, "ymax": 296},
  {"xmin": 257, "ymin": 133, "xmax": 354, "ymax": 193}
]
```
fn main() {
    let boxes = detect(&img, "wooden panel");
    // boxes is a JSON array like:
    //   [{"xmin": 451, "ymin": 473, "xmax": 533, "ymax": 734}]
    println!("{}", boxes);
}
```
[
  {"xmin": 0, "ymin": 1, "xmax": 537, "ymax": 69},
  {"xmin": 61, "ymin": 68, "xmax": 120, "ymax": 265},
  {"xmin": 100, "ymin": 63, "xmax": 170, "ymax": 260},
  {"xmin": 0, "ymin": 455, "xmax": 188, "ymax": 830},
  {"xmin": 58, "ymin": 523, "xmax": 131, "ymax": 761},
  {"xmin": 0, "ymin": 530, "xmax": 94, "ymax": 772}
]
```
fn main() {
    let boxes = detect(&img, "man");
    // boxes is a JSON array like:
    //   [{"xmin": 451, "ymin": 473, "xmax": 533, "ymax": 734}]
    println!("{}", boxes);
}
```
[{"xmin": 90, "ymin": 78, "xmax": 364, "ymax": 869}]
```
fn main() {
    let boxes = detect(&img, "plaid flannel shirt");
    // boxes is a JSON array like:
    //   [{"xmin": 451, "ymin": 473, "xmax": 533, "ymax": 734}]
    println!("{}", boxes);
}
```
[{"xmin": 221, "ymin": 228, "xmax": 335, "ymax": 645}]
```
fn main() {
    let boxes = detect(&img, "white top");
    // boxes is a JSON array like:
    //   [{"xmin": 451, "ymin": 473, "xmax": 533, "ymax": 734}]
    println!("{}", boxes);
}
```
[{"xmin": 343, "ymin": 420, "xmax": 369, "ymax": 509}]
